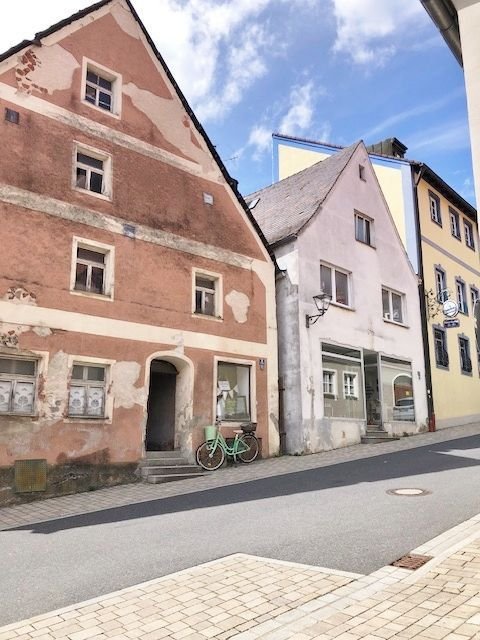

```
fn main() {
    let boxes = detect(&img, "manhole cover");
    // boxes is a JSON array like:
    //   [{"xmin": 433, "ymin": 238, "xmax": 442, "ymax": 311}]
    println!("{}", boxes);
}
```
[
  {"xmin": 386, "ymin": 488, "xmax": 431, "ymax": 497},
  {"xmin": 391, "ymin": 554, "xmax": 432, "ymax": 570}
]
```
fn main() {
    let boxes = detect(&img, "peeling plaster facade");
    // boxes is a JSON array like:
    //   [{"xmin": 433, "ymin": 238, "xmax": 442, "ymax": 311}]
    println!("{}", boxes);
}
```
[{"xmin": 0, "ymin": 0, "xmax": 278, "ymax": 501}]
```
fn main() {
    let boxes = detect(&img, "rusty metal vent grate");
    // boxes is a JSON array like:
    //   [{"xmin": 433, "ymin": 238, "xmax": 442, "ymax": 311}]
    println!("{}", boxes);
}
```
[
  {"xmin": 391, "ymin": 554, "xmax": 432, "ymax": 570},
  {"xmin": 14, "ymin": 459, "xmax": 47, "ymax": 493}
]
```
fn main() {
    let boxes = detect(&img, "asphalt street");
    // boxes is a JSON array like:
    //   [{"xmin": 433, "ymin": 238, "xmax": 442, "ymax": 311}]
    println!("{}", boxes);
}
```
[{"xmin": 1, "ymin": 434, "xmax": 480, "ymax": 626}]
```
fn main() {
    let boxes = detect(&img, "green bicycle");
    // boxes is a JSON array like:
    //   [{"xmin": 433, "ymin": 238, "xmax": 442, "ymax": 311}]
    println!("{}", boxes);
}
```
[{"xmin": 196, "ymin": 419, "xmax": 259, "ymax": 470}]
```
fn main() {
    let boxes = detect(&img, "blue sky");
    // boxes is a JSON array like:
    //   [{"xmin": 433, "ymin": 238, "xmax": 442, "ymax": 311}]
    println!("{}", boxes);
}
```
[{"xmin": 0, "ymin": 0, "xmax": 474, "ymax": 204}]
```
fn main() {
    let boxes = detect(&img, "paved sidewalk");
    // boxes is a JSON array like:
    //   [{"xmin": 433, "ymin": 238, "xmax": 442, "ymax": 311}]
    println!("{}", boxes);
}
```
[
  {"xmin": 1, "ymin": 423, "xmax": 479, "ymax": 531},
  {"xmin": 1, "ymin": 511, "xmax": 480, "ymax": 639}
]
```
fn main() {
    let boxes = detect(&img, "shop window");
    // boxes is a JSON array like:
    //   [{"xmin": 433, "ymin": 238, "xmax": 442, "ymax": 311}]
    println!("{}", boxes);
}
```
[
  {"xmin": 0, "ymin": 357, "xmax": 36, "ymax": 415},
  {"xmin": 216, "ymin": 362, "xmax": 251, "ymax": 421},
  {"xmin": 68, "ymin": 363, "xmax": 107, "ymax": 418},
  {"xmin": 321, "ymin": 344, "xmax": 364, "ymax": 419},
  {"xmin": 381, "ymin": 357, "xmax": 415, "ymax": 422},
  {"xmin": 323, "ymin": 369, "xmax": 337, "ymax": 398},
  {"xmin": 392, "ymin": 374, "xmax": 415, "ymax": 421}
]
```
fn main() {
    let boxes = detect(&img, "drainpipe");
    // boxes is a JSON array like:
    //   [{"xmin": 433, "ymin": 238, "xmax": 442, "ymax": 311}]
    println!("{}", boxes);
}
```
[{"xmin": 412, "ymin": 164, "xmax": 436, "ymax": 431}]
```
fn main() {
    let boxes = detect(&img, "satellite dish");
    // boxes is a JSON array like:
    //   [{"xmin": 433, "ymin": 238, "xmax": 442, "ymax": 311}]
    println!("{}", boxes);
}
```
[
  {"xmin": 443, "ymin": 299, "xmax": 459, "ymax": 318},
  {"xmin": 474, "ymin": 299, "xmax": 480, "ymax": 353}
]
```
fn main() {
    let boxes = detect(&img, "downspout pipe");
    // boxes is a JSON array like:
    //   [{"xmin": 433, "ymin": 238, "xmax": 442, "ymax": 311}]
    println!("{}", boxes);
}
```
[
  {"xmin": 412, "ymin": 164, "xmax": 436, "ymax": 431},
  {"xmin": 420, "ymin": 0, "xmax": 463, "ymax": 66}
]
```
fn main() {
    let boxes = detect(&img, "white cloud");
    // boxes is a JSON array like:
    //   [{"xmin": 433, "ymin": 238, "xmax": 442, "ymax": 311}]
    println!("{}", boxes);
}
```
[
  {"xmin": 279, "ymin": 81, "xmax": 315, "ymax": 136},
  {"xmin": 195, "ymin": 22, "xmax": 272, "ymax": 121},
  {"xmin": 140, "ymin": 0, "xmax": 273, "ymax": 121},
  {"xmin": 331, "ymin": 0, "xmax": 426, "ymax": 66}
]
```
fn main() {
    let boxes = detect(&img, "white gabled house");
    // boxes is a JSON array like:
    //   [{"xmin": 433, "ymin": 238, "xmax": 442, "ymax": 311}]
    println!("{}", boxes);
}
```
[{"xmin": 248, "ymin": 141, "xmax": 428, "ymax": 454}]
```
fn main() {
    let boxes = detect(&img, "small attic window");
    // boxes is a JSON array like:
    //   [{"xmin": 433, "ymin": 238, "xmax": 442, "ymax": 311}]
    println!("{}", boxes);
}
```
[
  {"xmin": 359, "ymin": 165, "xmax": 366, "ymax": 181},
  {"xmin": 5, "ymin": 108, "xmax": 19, "ymax": 124},
  {"xmin": 203, "ymin": 192, "xmax": 214, "ymax": 205},
  {"xmin": 82, "ymin": 58, "xmax": 122, "ymax": 118},
  {"xmin": 248, "ymin": 197, "xmax": 260, "ymax": 209}
]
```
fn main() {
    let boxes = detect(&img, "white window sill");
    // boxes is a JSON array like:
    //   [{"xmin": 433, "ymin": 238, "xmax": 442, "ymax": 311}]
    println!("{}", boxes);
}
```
[
  {"xmin": 70, "ymin": 289, "xmax": 114, "ymax": 302},
  {"xmin": 83, "ymin": 99, "xmax": 120, "ymax": 120},
  {"xmin": 383, "ymin": 318, "xmax": 409, "ymax": 329},
  {"xmin": 191, "ymin": 313, "xmax": 223, "ymax": 323},
  {"xmin": 330, "ymin": 302, "xmax": 355, "ymax": 312},
  {"xmin": 73, "ymin": 186, "xmax": 112, "ymax": 202}
]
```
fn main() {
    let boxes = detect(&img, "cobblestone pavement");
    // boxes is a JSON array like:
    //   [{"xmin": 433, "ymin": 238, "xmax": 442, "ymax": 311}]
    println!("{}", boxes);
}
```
[
  {"xmin": 1, "ymin": 423, "xmax": 479, "ymax": 531},
  {"xmin": 1, "ymin": 512, "xmax": 479, "ymax": 639}
]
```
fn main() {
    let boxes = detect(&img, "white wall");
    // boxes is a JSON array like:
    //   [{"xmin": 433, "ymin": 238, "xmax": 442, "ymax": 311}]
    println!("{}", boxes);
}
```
[{"xmin": 286, "ymin": 144, "xmax": 428, "ymax": 453}]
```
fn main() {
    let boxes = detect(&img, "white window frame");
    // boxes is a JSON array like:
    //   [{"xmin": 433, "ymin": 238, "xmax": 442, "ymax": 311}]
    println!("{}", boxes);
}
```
[
  {"xmin": 435, "ymin": 267, "xmax": 447, "ymax": 303},
  {"xmin": 382, "ymin": 287, "xmax": 406, "ymax": 325},
  {"xmin": 70, "ymin": 236, "xmax": 115, "ymax": 300},
  {"xmin": 456, "ymin": 278, "xmax": 468, "ymax": 314},
  {"xmin": 0, "ymin": 355, "xmax": 39, "ymax": 416},
  {"xmin": 192, "ymin": 268, "xmax": 223, "ymax": 321},
  {"xmin": 354, "ymin": 212, "xmax": 374, "ymax": 247},
  {"xmin": 323, "ymin": 369, "xmax": 337, "ymax": 398},
  {"xmin": 464, "ymin": 219, "xmax": 475, "ymax": 250},
  {"xmin": 429, "ymin": 191, "xmax": 441, "ymax": 225},
  {"xmin": 450, "ymin": 208, "xmax": 461, "ymax": 239},
  {"xmin": 213, "ymin": 356, "xmax": 256, "ymax": 425},
  {"xmin": 73, "ymin": 142, "xmax": 112, "ymax": 201},
  {"xmin": 66, "ymin": 355, "xmax": 115, "ymax": 423},
  {"xmin": 343, "ymin": 371, "xmax": 358, "ymax": 399},
  {"xmin": 81, "ymin": 57, "xmax": 122, "ymax": 118},
  {"xmin": 320, "ymin": 262, "xmax": 352, "ymax": 308}
]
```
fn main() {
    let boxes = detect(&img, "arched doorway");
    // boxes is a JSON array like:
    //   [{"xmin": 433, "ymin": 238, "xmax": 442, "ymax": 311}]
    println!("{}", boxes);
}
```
[{"xmin": 145, "ymin": 359, "xmax": 178, "ymax": 451}]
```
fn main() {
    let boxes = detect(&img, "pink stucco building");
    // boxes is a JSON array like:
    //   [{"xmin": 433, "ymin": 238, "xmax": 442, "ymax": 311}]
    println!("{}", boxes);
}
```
[{"xmin": 0, "ymin": 0, "xmax": 278, "ymax": 503}]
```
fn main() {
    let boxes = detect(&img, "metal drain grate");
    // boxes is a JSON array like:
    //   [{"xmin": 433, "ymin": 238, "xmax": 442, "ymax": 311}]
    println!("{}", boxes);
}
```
[{"xmin": 391, "ymin": 554, "xmax": 432, "ymax": 570}]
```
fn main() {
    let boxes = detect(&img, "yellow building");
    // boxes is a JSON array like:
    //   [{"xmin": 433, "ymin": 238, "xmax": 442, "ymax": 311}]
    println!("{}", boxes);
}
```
[{"xmin": 274, "ymin": 133, "xmax": 480, "ymax": 430}]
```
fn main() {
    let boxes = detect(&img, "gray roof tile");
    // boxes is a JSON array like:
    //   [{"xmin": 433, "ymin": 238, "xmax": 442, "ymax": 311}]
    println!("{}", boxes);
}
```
[{"xmin": 246, "ymin": 141, "xmax": 360, "ymax": 245}]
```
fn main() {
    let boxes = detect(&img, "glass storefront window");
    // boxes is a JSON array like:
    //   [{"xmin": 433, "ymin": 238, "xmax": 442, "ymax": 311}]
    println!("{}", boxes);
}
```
[
  {"xmin": 381, "ymin": 358, "xmax": 415, "ymax": 422},
  {"xmin": 217, "ymin": 362, "xmax": 251, "ymax": 421},
  {"xmin": 322, "ymin": 344, "xmax": 364, "ymax": 419}
]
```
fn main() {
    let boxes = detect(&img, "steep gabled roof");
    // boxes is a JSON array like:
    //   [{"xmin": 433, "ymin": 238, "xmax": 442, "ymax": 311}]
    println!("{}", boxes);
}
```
[
  {"xmin": 0, "ymin": 0, "xmax": 273, "ymax": 260},
  {"xmin": 247, "ymin": 142, "xmax": 360, "ymax": 246}
]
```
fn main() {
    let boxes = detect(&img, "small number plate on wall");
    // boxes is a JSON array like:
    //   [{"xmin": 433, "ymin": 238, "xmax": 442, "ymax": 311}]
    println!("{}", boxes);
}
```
[{"xmin": 14, "ymin": 459, "xmax": 47, "ymax": 493}]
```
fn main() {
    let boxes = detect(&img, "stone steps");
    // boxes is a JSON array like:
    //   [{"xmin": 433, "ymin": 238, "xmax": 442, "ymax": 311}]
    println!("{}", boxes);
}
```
[
  {"xmin": 361, "ymin": 427, "xmax": 401, "ymax": 444},
  {"xmin": 139, "ymin": 450, "xmax": 204, "ymax": 484}
]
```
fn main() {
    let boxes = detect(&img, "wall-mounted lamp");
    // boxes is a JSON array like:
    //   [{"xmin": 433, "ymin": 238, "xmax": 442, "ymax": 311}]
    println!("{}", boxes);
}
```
[{"xmin": 305, "ymin": 292, "xmax": 332, "ymax": 328}]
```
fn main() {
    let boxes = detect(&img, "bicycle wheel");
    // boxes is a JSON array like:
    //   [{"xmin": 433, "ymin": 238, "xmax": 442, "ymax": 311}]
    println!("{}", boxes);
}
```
[
  {"xmin": 196, "ymin": 442, "xmax": 225, "ymax": 471},
  {"xmin": 238, "ymin": 434, "xmax": 259, "ymax": 463}
]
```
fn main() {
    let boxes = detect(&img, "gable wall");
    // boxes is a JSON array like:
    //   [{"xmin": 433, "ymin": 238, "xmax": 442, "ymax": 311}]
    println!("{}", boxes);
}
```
[{"xmin": 294, "ymin": 146, "xmax": 428, "ymax": 445}]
